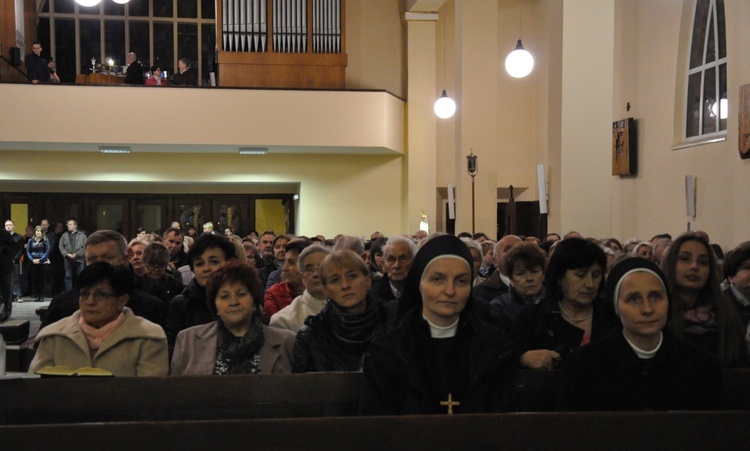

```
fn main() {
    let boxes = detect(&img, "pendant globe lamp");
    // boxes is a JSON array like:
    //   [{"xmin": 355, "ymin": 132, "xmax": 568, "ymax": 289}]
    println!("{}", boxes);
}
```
[
  {"xmin": 75, "ymin": 0, "xmax": 102, "ymax": 6},
  {"xmin": 505, "ymin": 0, "xmax": 534, "ymax": 78},
  {"xmin": 434, "ymin": 16, "xmax": 456, "ymax": 119}
]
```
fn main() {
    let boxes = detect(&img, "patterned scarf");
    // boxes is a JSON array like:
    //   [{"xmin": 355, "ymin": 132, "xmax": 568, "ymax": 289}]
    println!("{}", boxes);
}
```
[
  {"xmin": 214, "ymin": 314, "xmax": 265, "ymax": 375},
  {"xmin": 682, "ymin": 305, "xmax": 718, "ymax": 335}
]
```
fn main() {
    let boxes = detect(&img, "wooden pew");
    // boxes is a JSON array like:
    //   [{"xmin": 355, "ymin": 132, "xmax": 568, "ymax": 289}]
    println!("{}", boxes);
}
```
[
  {"xmin": 2, "ymin": 412, "xmax": 750, "ymax": 450},
  {"xmin": 2, "ymin": 370, "xmax": 750, "ymax": 426}
]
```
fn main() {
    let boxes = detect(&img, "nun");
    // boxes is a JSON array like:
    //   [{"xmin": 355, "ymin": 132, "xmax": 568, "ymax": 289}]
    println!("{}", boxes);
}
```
[
  {"xmin": 559, "ymin": 257, "xmax": 722, "ymax": 411},
  {"xmin": 359, "ymin": 234, "xmax": 517, "ymax": 415}
]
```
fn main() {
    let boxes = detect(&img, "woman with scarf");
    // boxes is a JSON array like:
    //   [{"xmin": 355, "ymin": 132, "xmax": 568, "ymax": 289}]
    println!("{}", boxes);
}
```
[
  {"xmin": 560, "ymin": 257, "xmax": 721, "ymax": 410},
  {"xmin": 292, "ymin": 249, "xmax": 388, "ymax": 372},
  {"xmin": 660, "ymin": 232, "xmax": 747, "ymax": 367},
  {"xmin": 30, "ymin": 262, "xmax": 168, "ymax": 376},
  {"xmin": 360, "ymin": 234, "xmax": 516, "ymax": 415},
  {"xmin": 171, "ymin": 259, "xmax": 295, "ymax": 375}
]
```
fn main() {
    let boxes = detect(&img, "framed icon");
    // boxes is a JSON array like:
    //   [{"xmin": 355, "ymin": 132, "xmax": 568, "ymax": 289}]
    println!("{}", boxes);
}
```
[{"xmin": 612, "ymin": 118, "xmax": 637, "ymax": 176}]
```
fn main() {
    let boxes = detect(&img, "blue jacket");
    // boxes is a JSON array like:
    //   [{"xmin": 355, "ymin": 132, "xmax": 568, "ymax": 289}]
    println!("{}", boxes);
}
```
[{"xmin": 26, "ymin": 237, "xmax": 51, "ymax": 261}]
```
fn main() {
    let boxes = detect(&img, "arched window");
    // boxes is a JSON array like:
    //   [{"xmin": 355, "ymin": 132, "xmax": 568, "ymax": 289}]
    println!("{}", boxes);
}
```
[{"xmin": 685, "ymin": 0, "xmax": 727, "ymax": 140}]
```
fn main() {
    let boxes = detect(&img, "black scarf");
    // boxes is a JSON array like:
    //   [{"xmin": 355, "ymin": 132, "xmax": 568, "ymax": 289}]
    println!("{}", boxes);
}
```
[
  {"xmin": 214, "ymin": 314, "xmax": 265, "ymax": 375},
  {"xmin": 327, "ymin": 295, "xmax": 383, "ymax": 352}
]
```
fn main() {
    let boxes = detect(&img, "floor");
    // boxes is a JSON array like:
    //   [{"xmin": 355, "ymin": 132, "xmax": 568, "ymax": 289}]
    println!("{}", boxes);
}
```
[{"xmin": 3, "ymin": 297, "xmax": 50, "ymax": 344}]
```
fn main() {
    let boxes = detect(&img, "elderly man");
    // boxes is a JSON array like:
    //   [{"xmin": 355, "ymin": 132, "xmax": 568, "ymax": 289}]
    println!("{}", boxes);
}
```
[
  {"xmin": 650, "ymin": 233, "xmax": 672, "ymax": 264},
  {"xmin": 371, "ymin": 235, "xmax": 416, "ymax": 303},
  {"xmin": 270, "ymin": 244, "xmax": 331, "ymax": 332},
  {"xmin": 41, "ymin": 230, "xmax": 168, "ymax": 330},
  {"xmin": 473, "ymin": 234, "xmax": 521, "ymax": 302},
  {"xmin": 124, "ymin": 52, "xmax": 144, "ymax": 84}
]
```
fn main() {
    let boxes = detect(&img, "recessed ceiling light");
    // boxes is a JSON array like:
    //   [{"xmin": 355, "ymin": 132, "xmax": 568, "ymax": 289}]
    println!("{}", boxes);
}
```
[
  {"xmin": 99, "ymin": 146, "xmax": 131, "ymax": 154},
  {"xmin": 239, "ymin": 147, "xmax": 268, "ymax": 155}
]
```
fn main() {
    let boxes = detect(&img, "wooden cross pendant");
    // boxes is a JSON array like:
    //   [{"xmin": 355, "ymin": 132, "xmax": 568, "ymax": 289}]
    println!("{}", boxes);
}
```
[{"xmin": 440, "ymin": 393, "xmax": 460, "ymax": 414}]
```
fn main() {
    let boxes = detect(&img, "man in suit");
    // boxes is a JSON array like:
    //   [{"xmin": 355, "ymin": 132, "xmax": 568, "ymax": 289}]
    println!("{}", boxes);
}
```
[{"xmin": 172, "ymin": 58, "xmax": 198, "ymax": 86}]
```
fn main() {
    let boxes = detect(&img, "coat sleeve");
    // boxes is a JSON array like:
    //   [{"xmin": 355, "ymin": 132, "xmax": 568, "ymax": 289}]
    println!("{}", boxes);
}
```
[
  {"xmin": 291, "ymin": 325, "xmax": 312, "ymax": 373},
  {"xmin": 169, "ymin": 330, "xmax": 189, "ymax": 375},
  {"xmin": 166, "ymin": 296, "xmax": 187, "ymax": 346},
  {"xmin": 136, "ymin": 337, "xmax": 169, "ymax": 376},
  {"xmin": 28, "ymin": 337, "xmax": 57, "ymax": 374}
]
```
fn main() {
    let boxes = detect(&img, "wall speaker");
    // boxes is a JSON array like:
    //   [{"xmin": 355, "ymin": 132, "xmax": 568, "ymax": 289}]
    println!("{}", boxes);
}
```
[
  {"xmin": 537, "ymin": 164, "xmax": 548, "ymax": 214},
  {"xmin": 685, "ymin": 175, "xmax": 696, "ymax": 217},
  {"xmin": 447, "ymin": 183, "xmax": 455, "ymax": 219},
  {"xmin": 9, "ymin": 47, "xmax": 21, "ymax": 67}
]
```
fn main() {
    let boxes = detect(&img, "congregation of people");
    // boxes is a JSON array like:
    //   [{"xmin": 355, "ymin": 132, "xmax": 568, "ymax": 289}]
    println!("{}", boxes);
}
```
[{"xmin": 5, "ymin": 218, "xmax": 750, "ymax": 414}]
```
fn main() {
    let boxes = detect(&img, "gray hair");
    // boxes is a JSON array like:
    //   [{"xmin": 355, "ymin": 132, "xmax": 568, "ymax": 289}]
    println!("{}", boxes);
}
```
[
  {"xmin": 383, "ymin": 235, "xmax": 417, "ymax": 258},
  {"xmin": 298, "ymin": 244, "xmax": 331, "ymax": 271}
]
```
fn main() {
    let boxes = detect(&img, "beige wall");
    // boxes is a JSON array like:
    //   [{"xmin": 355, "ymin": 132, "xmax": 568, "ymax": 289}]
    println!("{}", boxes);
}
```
[
  {"xmin": 345, "ymin": 0, "xmax": 406, "ymax": 98},
  {"xmin": 0, "ymin": 151, "xmax": 404, "ymax": 238},
  {"xmin": 610, "ymin": 0, "xmax": 750, "ymax": 251}
]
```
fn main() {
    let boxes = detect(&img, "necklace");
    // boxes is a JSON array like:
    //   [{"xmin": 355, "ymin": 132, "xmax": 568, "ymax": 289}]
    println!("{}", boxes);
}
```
[{"xmin": 558, "ymin": 302, "xmax": 593, "ymax": 323}]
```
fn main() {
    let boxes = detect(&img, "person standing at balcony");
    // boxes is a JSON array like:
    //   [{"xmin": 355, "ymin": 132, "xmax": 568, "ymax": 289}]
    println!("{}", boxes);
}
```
[
  {"xmin": 59, "ymin": 219, "xmax": 86, "ymax": 291},
  {"xmin": 124, "ymin": 52, "xmax": 144, "ymax": 85},
  {"xmin": 25, "ymin": 42, "xmax": 51, "ymax": 84},
  {"xmin": 173, "ymin": 58, "xmax": 198, "ymax": 86}
]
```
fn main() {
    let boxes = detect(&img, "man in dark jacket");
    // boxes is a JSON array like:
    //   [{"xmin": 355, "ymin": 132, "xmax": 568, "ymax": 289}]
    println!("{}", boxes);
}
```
[
  {"xmin": 0, "ymin": 228, "xmax": 14, "ymax": 320},
  {"xmin": 25, "ymin": 42, "xmax": 50, "ymax": 84},
  {"xmin": 124, "ymin": 52, "xmax": 144, "ymax": 84}
]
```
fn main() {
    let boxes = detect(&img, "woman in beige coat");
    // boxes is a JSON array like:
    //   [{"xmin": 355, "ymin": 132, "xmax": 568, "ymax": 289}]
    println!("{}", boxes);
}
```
[
  {"xmin": 30, "ymin": 262, "xmax": 168, "ymax": 376},
  {"xmin": 171, "ymin": 260, "xmax": 295, "ymax": 375}
]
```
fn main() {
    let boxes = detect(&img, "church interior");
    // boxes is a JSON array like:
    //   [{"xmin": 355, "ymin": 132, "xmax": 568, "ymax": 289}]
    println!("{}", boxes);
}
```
[{"xmin": 0, "ymin": 0, "xmax": 748, "ymax": 251}]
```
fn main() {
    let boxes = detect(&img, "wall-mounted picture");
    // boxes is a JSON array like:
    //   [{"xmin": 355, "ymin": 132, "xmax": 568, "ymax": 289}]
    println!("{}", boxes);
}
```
[
  {"xmin": 739, "ymin": 84, "xmax": 750, "ymax": 159},
  {"xmin": 612, "ymin": 117, "xmax": 637, "ymax": 176}
]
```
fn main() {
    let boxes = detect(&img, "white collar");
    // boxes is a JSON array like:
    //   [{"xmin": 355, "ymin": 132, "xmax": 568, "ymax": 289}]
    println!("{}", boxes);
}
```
[
  {"xmin": 623, "ymin": 331, "xmax": 663, "ymax": 359},
  {"xmin": 423, "ymin": 314, "xmax": 458, "ymax": 338}
]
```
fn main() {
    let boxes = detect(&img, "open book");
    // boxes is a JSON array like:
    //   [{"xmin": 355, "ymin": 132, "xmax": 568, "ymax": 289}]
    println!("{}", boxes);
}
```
[{"xmin": 35, "ymin": 366, "xmax": 114, "ymax": 377}]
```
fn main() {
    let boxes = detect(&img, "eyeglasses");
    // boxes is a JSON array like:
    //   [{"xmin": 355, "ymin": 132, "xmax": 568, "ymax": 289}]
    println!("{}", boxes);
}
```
[
  {"xmin": 145, "ymin": 263, "xmax": 167, "ymax": 271},
  {"xmin": 79, "ymin": 290, "xmax": 117, "ymax": 302},
  {"xmin": 303, "ymin": 265, "xmax": 321, "ymax": 274}
]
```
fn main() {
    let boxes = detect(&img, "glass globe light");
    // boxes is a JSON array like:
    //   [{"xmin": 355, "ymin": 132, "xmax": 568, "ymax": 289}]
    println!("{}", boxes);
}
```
[
  {"xmin": 434, "ymin": 90, "xmax": 456, "ymax": 119},
  {"xmin": 505, "ymin": 39, "xmax": 534, "ymax": 78},
  {"xmin": 112, "ymin": 0, "xmax": 131, "ymax": 3},
  {"xmin": 75, "ymin": 0, "xmax": 102, "ymax": 6}
]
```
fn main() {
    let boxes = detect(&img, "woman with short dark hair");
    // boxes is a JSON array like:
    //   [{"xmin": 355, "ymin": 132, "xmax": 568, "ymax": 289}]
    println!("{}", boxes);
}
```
[
  {"xmin": 512, "ymin": 238, "xmax": 617, "ymax": 369},
  {"xmin": 171, "ymin": 260, "xmax": 295, "ymax": 375},
  {"xmin": 30, "ymin": 262, "xmax": 168, "ymax": 376},
  {"xmin": 489, "ymin": 241, "xmax": 547, "ymax": 332},
  {"xmin": 166, "ymin": 234, "xmax": 238, "ymax": 345}
]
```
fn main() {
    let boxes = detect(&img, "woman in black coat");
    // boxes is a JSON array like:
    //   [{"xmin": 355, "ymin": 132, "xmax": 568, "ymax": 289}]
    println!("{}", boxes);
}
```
[
  {"xmin": 511, "ymin": 238, "xmax": 618, "ymax": 370},
  {"xmin": 292, "ymin": 250, "xmax": 388, "ymax": 372},
  {"xmin": 559, "ymin": 257, "xmax": 721, "ymax": 411},
  {"xmin": 360, "ymin": 234, "xmax": 517, "ymax": 415}
]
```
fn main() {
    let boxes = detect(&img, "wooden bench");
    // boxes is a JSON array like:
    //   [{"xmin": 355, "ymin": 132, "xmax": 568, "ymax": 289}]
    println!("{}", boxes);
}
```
[
  {"xmin": 2, "ymin": 412, "xmax": 749, "ymax": 450},
  {"xmin": 2, "ymin": 370, "xmax": 750, "ymax": 425}
]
